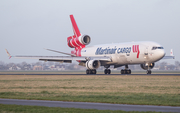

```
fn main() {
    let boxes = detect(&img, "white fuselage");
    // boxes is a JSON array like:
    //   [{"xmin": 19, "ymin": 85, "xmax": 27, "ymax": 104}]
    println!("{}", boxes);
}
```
[{"xmin": 81, "ymin": 41, "xmax": 165, "ymax": 65}]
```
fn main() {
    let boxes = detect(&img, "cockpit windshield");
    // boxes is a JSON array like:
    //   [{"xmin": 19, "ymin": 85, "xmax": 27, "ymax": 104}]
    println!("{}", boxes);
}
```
[{"xmin": 152, "ymin": 46, "xmax": 164, "ymax": 50}]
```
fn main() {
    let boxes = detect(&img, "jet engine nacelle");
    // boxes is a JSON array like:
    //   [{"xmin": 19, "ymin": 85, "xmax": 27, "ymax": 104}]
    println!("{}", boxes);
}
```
[
  {"xmin": 86, "ymin": 60, "xmax": 101, "ymax": 69},
  {"xmin": 140, "ymin": 63, "xmax": 155, "ymax": 70},
  {"xmin": 67, "ymin": 35, "xmax": 91, "ymax": 48}
]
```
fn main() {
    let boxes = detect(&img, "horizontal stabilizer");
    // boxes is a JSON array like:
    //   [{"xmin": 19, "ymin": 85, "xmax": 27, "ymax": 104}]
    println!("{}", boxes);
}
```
[{"xmin": 44, "ymin": 48, "xmax": 76, "ymax": 56}]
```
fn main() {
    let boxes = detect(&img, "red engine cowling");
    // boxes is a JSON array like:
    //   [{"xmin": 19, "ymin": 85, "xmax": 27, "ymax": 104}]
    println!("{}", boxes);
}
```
[{"xmin": 67, "ymin": 35, "xmax": 91, "ymax": 48}]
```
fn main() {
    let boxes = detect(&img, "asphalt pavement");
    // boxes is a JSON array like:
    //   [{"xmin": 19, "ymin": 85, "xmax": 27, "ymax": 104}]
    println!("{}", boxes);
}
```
[{"xmin": 0, "ymin": 99, "xmax": 180, "ymax": 112}]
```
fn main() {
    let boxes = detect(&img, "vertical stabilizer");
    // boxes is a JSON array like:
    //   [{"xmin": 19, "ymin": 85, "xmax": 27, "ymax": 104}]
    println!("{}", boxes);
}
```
[
  {"xmin": 70, "ymin": 15, "xmax": 81, "ymax": 37},
  {"xmin": 170, "ymin": 49, "xmax": 174, "ymax": 56}
]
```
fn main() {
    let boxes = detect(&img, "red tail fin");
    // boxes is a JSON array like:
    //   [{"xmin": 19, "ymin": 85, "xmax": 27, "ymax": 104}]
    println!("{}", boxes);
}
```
[{"xmin": 70, "ymin": 15, "xmax": 81, "ymax": 37}]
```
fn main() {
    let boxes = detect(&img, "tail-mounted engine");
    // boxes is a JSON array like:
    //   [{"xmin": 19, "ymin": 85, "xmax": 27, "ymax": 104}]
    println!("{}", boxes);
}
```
[
  {"xmin": 67, "ymin": 35, "xmax": 91, "ymax": 48},
  {"xmin": 86, "ymin": 60, "xmax": 101, "ymax": 69},
  {"xmin": 140, "ymin": 63, "xmax": 155, "ymax": 70}
]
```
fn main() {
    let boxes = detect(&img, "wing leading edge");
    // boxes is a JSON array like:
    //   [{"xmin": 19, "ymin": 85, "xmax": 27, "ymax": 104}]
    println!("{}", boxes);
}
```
[{"xmin": 5, "ymin": 49, "xmax": 111, "ymax": 63}]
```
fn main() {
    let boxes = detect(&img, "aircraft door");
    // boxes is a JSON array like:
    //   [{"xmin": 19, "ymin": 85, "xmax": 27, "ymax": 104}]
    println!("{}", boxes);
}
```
[
  {"xmin": 144, "ymin": 46, "xmax": 153, "ymax": 61},
  {"xmin": 145, "ymin": 47, "xmax": 148, "ymax": 55}
]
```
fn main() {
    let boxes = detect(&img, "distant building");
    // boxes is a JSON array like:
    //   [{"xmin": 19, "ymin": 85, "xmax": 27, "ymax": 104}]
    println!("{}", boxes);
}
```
[
  {"xmin": 9, "ymin": 65, "xmax": 21, "ymax": 70},
  {"xmin": 33, "ymin": 65, "xmax": 43, "ymax": 70},
  {"xmin": 55, "ymin": 64, "xmax": 65, "ymax": 70},
  {"xmin": 48, "ymin": 64, "xmax": 65, "ymax": 71}
]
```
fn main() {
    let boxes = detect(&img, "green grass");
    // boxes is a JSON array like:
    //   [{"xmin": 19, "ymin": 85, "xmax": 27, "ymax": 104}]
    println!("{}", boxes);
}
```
[
  {"xmin": 0, "ymin": 91, "xmax": 180, "ymax": 106},
  {"xmin": 0, "ymin": 74, "xmax": 180, "ymax": 106},
  {"xmin": 0, "ymin": 104, "xmax": 163, "ymax": 113}
]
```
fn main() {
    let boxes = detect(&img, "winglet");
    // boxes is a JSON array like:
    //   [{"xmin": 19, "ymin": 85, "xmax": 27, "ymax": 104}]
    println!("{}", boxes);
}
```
[{"xmin": 5, "ymin": 49, "xmax": 12, "ymax": 59}]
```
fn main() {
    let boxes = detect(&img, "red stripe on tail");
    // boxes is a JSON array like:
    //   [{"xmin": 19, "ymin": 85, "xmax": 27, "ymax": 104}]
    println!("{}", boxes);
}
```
[{"xmin": 70, "ymin": 15, "xmax": 81, "ymax": 37}]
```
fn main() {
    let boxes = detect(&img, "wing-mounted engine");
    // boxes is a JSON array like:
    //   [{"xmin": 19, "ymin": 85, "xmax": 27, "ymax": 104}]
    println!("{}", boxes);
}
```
[
  {"xmin": 140, "ymin": 63, "xmax": 155, "ymax": 70},
  {"xmin": 86, "ymin": 60, "xmax": 101, "ymax": 69},
  {"xmin": 67, "ymin": 35, "xmax": 91, "ymax": 48}
]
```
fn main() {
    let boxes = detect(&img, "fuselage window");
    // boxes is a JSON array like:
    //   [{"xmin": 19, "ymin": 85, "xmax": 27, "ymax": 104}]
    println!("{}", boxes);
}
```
[
  {"xmin": 157, "ymin": 47, "xmax": 164, "ymax": 49},
  {"xmin": 152, "ymin": 47, "xmax": 157, "ymax": 50}
]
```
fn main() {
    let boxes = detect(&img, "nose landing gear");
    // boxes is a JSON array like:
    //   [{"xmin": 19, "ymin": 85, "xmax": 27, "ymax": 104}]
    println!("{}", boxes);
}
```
[{"xmin": 147, "ymin": 70, "xmax": 151, "ymax": 74}]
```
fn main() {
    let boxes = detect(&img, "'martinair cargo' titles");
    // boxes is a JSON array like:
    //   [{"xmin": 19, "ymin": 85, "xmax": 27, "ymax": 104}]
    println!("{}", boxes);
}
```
[{"xmin": 95, "ymin": 46, "xmax": 131, "ymax": 55}]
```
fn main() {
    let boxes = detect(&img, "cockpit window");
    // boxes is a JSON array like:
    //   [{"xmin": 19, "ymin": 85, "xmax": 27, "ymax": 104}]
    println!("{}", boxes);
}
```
[{"xmin": 152, "ymin": 46, "xmax": 164, "ymax": 50}]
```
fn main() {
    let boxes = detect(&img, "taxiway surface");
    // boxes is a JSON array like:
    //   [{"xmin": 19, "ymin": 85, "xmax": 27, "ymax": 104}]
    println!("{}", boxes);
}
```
[
  {"xmin": 0, "ymin": 74, "xmax": 180, "ymax": 76},
  {"xmin": 0, "ymin": 99, "xmax": 180, "ymax": 112}
]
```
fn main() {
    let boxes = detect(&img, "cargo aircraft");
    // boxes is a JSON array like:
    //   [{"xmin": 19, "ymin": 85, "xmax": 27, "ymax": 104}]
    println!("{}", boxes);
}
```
[{"xmin": 6, "ymin": 15, "xmax": 175, "ymax": 74}]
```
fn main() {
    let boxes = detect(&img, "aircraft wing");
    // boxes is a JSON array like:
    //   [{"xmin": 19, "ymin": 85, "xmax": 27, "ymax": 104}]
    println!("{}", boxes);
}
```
[
  {"xmin": 13, "ymin": 56, "xmax": 111, "ymax": 62},
  {"xmin": 163, "ymin": 49, "xmax": 175, "ymax": 59},
  {"xmin": 5, "ymin": 49, "xmax": 111, "ymax": 63},
  {"xmin": 163, "ymin": 56, "xmax": 175, "ymax": 59}
]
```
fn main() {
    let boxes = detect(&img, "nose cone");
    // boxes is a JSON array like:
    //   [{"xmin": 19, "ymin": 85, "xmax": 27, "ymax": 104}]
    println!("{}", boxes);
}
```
[{"xmin": 157, "ymin": 49, "xmax": 166, "ymax": 60}]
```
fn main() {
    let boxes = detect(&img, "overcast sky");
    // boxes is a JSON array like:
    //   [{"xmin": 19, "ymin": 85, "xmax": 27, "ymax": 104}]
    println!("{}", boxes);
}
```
[{"xmin": 1, "ymin": 0, "xmax": 180, "ymax": 64}]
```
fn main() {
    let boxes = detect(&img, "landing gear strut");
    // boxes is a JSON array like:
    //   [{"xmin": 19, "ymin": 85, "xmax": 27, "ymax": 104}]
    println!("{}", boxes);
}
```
[
  {"xmin": 86, "ymin": 69, "xmax": 96, "ymax": 74},
  {"xmin": 146, "ymin": 63, "xmax": 152, "ymax": 74},
  {"xmin": 121, "ymin": 65, "xmax": 131, "ymax": 74},
  {"xmin": 147, "ymin": 70, "xmax": 151, "ymax": 74}
]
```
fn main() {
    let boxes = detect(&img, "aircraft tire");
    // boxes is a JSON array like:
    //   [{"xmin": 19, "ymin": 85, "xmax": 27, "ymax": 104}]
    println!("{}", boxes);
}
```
[
  {"xmin": 92, "ymin": 69, "xmax": 96, "ymax": 74},
  {"xmin": 86, "ymin": 69, "xmax": 90, "ymax": 74},
  {"xmin": 147, "ymin": 70, "xmax": 151, "ymax": 74},
  {"xmin": 121, "ymin": 69, "xmax": 131, "ymax": 74},
  {"xmin": 104, "ymin": 69, "xmax": 107, "ymax": 74},
  {"xmin": 104, "ymin": 69, "xmax": 111, "ymax": 74},
  {"xmin": 107, "ymin": 69, "xmax": 111, "ymax": 74},
  {"xmin": 86, "ymin": 69, "xmax": 97, "ymax": 74},
  {"xmin": 121, "ymin": 69, "xmax": 124, "ymax": 74},
  {"xmin": 127, "ymin": 69, "xmax": 131, "ymax": 74}
]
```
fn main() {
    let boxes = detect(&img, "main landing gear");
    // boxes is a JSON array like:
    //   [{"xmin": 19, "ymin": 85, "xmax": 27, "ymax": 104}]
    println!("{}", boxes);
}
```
[
  {"xmin": 104, "ymin": 65, "xmax": 111, "ymax": 74},
  {"xmin": 86, "ymin": 69, "xmax": 97, "ymax": 74},
  {"xmin": 121, "ymin": 65, "xmax": 131, "ymax": 74},
  {"xmin": 104, "ymin": 69, "xmax": 111, "ymax": 74}
]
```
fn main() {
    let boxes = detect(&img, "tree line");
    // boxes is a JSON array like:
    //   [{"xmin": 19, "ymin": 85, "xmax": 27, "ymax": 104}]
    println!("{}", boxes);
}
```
[{"xmin": 0, "ymin": 61, "xmax": 180, "ymax": 71}]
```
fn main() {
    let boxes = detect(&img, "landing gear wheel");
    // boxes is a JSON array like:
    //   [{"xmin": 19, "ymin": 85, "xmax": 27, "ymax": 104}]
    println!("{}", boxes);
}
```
[
  {"xmin": 121, "ymin": 69, "xmax": 124, "ymax": 74},
  {"xmin": 86, "ymin": 69, "xmax": 97, "ymax": 74},
  {"xmin": 121, "ymin": 69, "xmax": 131, "ymax": 74},
  {"xmin": 104, "ymin": 69, "xmax": 111, "ymax": 74},
  {"xmin": 147, "ymin": 70, "xmax": 151, "ymax": 74},
  {"xmin": 86, "ymin": 69, "xmax": 90, "ymax": 74},
  {"xmin": 127, "ymin": 69, "xmax": 131, "ymax": 74},
  {"xmin": 92, "ymin": 69, "xmax": 97, "ymax": 74}
]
